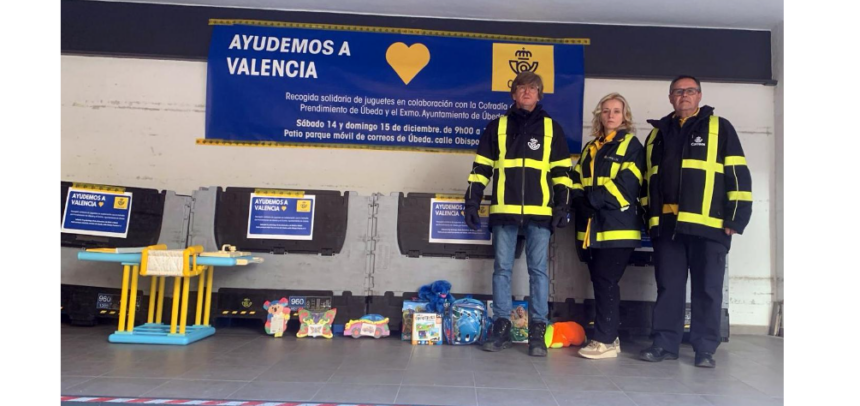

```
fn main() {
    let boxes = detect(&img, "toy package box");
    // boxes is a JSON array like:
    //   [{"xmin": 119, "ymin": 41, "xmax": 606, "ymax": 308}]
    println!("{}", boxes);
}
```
[
  {"xmin": 411, "ymin": 312, "xmax": 443, "ymax": 345},
  {"xmin": 487, "ymin": 300, "xmax": 529, "ymax": 343},
  {"xmin": 401, "ymin": 300, "xmax": 429, "ymax": 341}
]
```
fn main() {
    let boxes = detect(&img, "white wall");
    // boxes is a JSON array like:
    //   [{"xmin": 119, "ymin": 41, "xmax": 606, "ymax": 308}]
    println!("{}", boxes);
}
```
[
  {"xmin": 61, "ymin": 55, "xmax": 776, "ymax": 330},
  {"xmin": 772, "ymin": 21, "xmax": 784, "ymax": 306},
  {"xmin": 773, "ymin": 22, "xmax": 785, "ymax": 330}
]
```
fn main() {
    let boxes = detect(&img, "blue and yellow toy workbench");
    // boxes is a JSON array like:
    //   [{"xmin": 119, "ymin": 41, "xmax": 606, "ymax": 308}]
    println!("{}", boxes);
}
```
[{"xmin": 77, "ymin": 244, "xmax": 263, "ymax": 345}]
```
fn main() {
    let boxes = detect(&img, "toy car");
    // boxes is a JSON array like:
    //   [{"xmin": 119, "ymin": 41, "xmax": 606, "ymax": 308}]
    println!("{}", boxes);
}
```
[{"xmin": 344, "ymin": 314, "xmax": 390, "ymax": 338}]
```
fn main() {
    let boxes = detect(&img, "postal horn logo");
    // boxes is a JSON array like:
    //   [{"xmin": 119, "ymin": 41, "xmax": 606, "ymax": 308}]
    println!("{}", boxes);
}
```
[{"xmin": 510, "ymin": 48, "xmax": 538, "ymax": 74}]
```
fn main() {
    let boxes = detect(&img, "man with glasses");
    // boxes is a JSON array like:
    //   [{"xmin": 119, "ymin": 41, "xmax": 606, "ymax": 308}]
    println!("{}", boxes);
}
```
[
  {"xmin": 638, "ymin": 75, "xmax": 753, "ymax": 368},
  {"xmin": 463, "ymin": 71, "xmax": 573, "ymax": 357}
]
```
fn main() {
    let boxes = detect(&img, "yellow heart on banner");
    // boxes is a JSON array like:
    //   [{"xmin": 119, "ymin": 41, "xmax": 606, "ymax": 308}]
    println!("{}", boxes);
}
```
[
  {"xmin": 386, "ymin": 42, "xmax": 430, "ymax": 85},
  {"xmin": 281, "ymin": 206, "xmax": 287, "ymax": 211},
  {"xmin": 98, "ymin": 202, "xmax": 104, "ymax": 207}
]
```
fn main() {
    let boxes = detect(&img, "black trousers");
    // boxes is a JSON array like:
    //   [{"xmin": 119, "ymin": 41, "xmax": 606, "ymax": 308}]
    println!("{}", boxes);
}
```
[
  {"xmin": 652, "ymin": 217, "xmax": 728, "ymax": 354},
  {"xmin": 587, "ymin": 247, "xmax": 634, "ymax": 344}
]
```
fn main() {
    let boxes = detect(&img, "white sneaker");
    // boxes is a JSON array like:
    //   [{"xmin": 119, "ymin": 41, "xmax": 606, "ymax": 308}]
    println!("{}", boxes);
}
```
[
  {"xmin": 614, "ymin": 337, "xmax": 621, "ymax": 354},
  {"xmin": 578, "ymin": 340, "xmax": 618, "ymax": 359}
]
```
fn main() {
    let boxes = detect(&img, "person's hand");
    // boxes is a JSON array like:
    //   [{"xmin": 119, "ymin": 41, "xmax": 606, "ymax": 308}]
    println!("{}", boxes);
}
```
[
  {"xmin": 572, "ymin": 197, "xmax": 596, "ymax": 218},
  {"xmin": 724, "ymin": 228, "xmax": 737, "ymax": 236},
  {"xmin": 552, "ymin": 206, "xmax": 570, "ymax": 229},
  {"xmin": 464, "ymin": 207, "xmax": 481, "ymax": 230}
]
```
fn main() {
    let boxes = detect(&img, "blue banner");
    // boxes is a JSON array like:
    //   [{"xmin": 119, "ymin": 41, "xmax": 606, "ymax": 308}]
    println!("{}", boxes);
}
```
[
  {"xmin": 429, "ymin": 199, "xmax": 491, "ymax": 245},
  {"xmin": 61, "ymin": 188, "xmax": 133, "ymax": 238},
  {"xmin": 247, "ymin": 193, "xmax": 315, "ymax": 240},
  {"xmin": 204, "ymin": 21, "xmax": 585, "ymax": 153}
]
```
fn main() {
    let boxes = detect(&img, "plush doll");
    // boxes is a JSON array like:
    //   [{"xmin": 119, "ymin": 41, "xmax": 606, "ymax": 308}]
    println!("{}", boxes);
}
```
[
  {"xmin": 263, "ymin": 297, "xmax": 290, "ymax": 338},
  {"xmin": 544, "ymin": 321, "xmax": 586, "ymax": 349},
  {"xmin": 417, "ymin": 280, "xmax": 455, "ymax": 314}
]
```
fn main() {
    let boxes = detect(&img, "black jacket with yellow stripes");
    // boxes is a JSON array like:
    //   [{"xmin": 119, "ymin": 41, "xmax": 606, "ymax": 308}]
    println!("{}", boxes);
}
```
[
  {"xmin": 643, "ymin": 106, "xmax": 753, "ymax": 248},
  {"xmin": 465, "ymin": 104, "xmax": 573, "ymax": 231},
  {"xmin": 571, "ymin": 130, "xmax": 646, "ymax": 252}
]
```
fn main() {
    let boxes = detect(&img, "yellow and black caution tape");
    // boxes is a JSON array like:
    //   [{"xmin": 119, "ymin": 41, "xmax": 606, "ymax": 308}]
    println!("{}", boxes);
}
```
[
  {"xmin": 434, "ymin": 194, "xmax": 465, "ymax": 201},
  {"xmin": 209, "ymin": 19, "xmax": 590, "ymax": 45},
  {"xmin": 197, "ymin": 139, "xmax": 476, "ymax": 155},
  {"xmin": 72, "ymin": 183, "xmax": 125, "ymax": 193},
  {"xmin": 254, "ymin": 189, "xmax": 305, "ymax": 197}
]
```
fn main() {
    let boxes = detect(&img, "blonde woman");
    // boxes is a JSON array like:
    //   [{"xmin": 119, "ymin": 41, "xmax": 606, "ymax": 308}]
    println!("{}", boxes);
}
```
[{"xmin": 570, "ymin": 93, "xmax": 646, "ymax": 359}]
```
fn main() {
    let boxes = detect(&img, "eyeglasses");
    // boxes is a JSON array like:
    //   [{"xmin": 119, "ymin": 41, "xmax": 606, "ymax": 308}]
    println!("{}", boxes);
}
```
[
  {"xmin": 670, "ymin": 87, "xmax": 700, "ymax": 96},
  {"xmin": 516, "ymin": 84, "xmax": 540, "ymax": 93}
]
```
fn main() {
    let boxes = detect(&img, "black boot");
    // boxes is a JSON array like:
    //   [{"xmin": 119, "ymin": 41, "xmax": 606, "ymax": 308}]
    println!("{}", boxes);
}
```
[
  {"xmin": 639, "ymin": 346, "xmax": 679, "ymax": 362},
  {"xmin": 528, "ymin": 321, "xmax": 548, "ymax": 357},
  {"xmin": 482, "ymin": 318, "xmax": 513, "ymax": 352},
  {"xmin": 694, "ymin": 352, "xmax": 716, "ymax": 368}
]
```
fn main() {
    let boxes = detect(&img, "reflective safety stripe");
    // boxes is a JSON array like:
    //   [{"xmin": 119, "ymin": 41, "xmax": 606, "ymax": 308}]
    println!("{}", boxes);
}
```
[
  {"xmin": 576, "ymin": 232, "xmax": 586, "ymax": 240},
  {"xmin": 725, "ymin": 156, "xmax": 747, "ymax": 166},
  {"xmin": 622, "ymin": 161, "xmax": 643, "ymax": 183},
  {"xmin": 640, "ymin": 196, "xmax": 648, "ymax": 206},
  {"xmin": 550, "ymin": 158, "xmax": 572, "ymax": 168},
  {"xmin": 475, "ymin": 154, "xmax": 494, "ymax": 167},
  {"xmin": 497, "ymin": 116, "xmax": 508, "ymax": 208},
  {"xmin": 649, "ymin": 216, "xmax": 660, "ymax": 228},
  {"xmin": 728, "ymin": 191, "xmax": 753, "ymax": 201},
  {"xmin": 552, "ymin": 177, "xmax": 574, "ymax": 188},
  {"xmin": 468, "ymin": 173, "xmax": 490, "ymax": 186},
  {"xmin": 499, "ymin": 158, "xmax": 550, "ymax": 170},
  {"xmin": 648, "ymin": 165, "xmax": 659, "ymax": 178},
  {"xmin": 682, "ymin": 159, "xmax": 724, "ymax": 173},
  {"xmin": 701, "ymin": 116, "xmax": 720, "ymax": 223},
  {"xmin": 542, "ymin": 117, "xmax": 553, "ymax": 208},
  {"xmin": 663, "ymin": 204, "xmax": 679, "ymax": 214},
  {"xmin": 603, "ymin": 180, "xmax": 629, "ymax": 208},
  {"xmin": 678, "ymin": 211, "xmax": 723, "ymax": 228},
  {"xmin": 491, "ymin": 116, "xmax": 557, "ymax": 216},
  {"xmin": 644, "ymin": 129, "xmax": 658, "ymax": 212},
  {"xmin": 596, "ymin": 230, "xmax": 641, "ymax": 241},
  {"xmin": 490, "ymin": 204, "xmax": 552, "ymax": 216},
  {"xmin": 572, "ymin": 183, "xmax": 584, "ymax": 191}
]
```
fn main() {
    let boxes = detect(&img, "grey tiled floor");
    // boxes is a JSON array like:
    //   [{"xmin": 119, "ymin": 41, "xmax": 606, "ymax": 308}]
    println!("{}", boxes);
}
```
[{"xmin": 61, "ymin": 323, "xmax": 784, "ymax": 405}]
